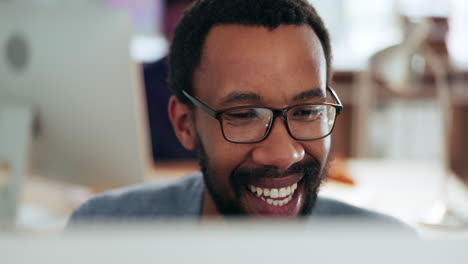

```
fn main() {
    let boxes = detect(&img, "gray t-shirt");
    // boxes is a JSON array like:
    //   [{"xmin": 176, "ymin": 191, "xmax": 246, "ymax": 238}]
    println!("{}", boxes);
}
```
[{"xmin": 69, "ymin": 172, "xmax": 404, "ymax": 226}]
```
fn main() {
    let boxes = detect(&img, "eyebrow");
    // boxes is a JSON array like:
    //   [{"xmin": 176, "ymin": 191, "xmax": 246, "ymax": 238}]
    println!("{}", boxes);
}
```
[
  {"xmin": 219, "ymin": 88, "xmax": 325, "ymax": 107},
  {"xmin": 219, "ymin": 92, "xmax": 262, "ymax": 106},
  {"xmin": 292, "ymin": 88, "xmax": 326, "ymax": 102}
]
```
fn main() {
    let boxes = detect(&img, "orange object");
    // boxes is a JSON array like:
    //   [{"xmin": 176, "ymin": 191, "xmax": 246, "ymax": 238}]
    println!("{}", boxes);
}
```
[{"xmin": 327, "ymin": 157, "xmax": 355, "ymax": 186}]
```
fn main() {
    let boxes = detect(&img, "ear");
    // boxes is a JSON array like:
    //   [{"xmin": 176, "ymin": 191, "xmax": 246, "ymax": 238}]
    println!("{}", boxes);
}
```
[{"xmin": 168, "ymin": 96, "xmax": 197, "ymax": 150}]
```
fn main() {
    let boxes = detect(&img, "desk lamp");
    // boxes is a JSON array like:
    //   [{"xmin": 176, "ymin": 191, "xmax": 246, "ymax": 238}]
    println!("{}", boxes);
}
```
[{"xmin": 370, "ymin": 18, "xmax": 467, "ymax": 229}]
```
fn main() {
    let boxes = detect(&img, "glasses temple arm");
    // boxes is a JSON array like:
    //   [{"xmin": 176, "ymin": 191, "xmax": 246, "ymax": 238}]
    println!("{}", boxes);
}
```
[
  {"xmin": 182, "ymin": 90, "xmax": 218, "ymax": 117},
  {"xmin": 327, "ymin": 87, "xmax": 343, "ymax": 114}
]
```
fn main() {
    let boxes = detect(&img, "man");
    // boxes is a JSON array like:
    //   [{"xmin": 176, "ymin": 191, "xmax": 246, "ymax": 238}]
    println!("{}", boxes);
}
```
[{"xmin": 69, "ymin": 0, "xmax": 400, "ymax": 222}]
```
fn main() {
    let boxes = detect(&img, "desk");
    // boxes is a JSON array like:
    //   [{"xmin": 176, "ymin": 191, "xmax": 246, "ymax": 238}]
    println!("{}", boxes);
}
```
[
  {"xmin": 5, "ymin": 159, "xmax": 468, "ymax": 234},
  {"xmin": 149, "ymin": 159, "xmax": 468, "ymax": 231},
  {"xmin": 320, "ymin": 159, "xmax": 468, "ymax": 227}
]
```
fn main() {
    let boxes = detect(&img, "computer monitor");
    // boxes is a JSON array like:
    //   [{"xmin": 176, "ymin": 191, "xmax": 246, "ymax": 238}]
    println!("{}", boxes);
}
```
[
  {"xmin": 3, "ymin": 220, "xmax": 468, "ymax": 264},
  {"xmin": 0, "ymin": 2, "xmax": 150, "ymax": 191}
]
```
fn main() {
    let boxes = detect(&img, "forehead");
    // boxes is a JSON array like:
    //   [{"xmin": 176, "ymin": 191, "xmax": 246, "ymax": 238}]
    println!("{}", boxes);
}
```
[{"xmin": 193, "ymin": 24, "xmax": 326, "ymax": 107}]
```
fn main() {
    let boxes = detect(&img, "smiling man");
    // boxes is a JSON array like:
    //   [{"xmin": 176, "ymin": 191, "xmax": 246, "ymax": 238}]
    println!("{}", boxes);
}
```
[
  {"xmin": 176, "ymin": 22, "xmax": 339, "ymax": 217},
  {"xmin": 69, "ymin": 0, "xmax": 400, "ymax": 223}
]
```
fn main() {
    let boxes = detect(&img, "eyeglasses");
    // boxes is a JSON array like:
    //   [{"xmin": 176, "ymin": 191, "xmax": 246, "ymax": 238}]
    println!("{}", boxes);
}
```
[{"xmin": 182, "ymin": 87, "xmax": 343, "ymax": 144}]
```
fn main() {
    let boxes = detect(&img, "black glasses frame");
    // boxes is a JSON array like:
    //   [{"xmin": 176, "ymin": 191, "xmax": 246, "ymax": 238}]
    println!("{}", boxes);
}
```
[{"xmin": 182, "ymin": 87, "xmax": 343, "ymax": 144}]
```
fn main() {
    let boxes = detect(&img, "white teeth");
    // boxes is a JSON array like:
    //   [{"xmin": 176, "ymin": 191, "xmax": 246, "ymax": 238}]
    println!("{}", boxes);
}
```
[
  {"xmin": 263, "ymin": 194, "xmax": 293, "ymax": 207},
  {"xmin": 270, "ymin": 189, "xmax": 279, "ymax": 198},
  {"xmin": 279, "ymin": 188, "xmax": 287, "ymax": 198},
  {"xmin": 256, "ymin": 187, "xmax": 263, "ymax": 196},
  {"xmin": 247, "ymin": 182, "xmax": 300, "ymax": 201}
]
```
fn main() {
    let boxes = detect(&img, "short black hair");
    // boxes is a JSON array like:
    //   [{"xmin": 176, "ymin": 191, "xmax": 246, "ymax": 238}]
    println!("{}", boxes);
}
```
[{"xmin": 168, "ymin": 0, "xmax": 332, "ymax": 105}]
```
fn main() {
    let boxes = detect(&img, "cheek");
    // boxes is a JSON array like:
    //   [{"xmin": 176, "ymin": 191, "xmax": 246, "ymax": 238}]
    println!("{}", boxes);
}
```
[
  {"xmin": 302, "ymin": 137, "xmax": 331, "ymax": 165},
  {"xmin": 197, "ymin": 113, "xmax": 249, "ymax": 163},
  {"xmin": 196, "ymin": 115, "xmax": 251, "ymax": 194},
  {"xmin": 196, "ymin": 114, "xmax": 227, "ymax": 158}
]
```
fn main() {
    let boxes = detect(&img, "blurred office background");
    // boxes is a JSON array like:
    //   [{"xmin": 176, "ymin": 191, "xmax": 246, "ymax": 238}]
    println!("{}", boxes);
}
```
[{"xmin": 1, "ymin": 0, "xmax": 468, "ymax": 235}]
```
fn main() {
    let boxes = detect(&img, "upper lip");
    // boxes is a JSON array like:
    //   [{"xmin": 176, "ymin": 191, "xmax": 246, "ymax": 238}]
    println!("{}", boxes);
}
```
[{"xmin": 247, "ymin": 173, "xmax": 303, "ymax": 189}]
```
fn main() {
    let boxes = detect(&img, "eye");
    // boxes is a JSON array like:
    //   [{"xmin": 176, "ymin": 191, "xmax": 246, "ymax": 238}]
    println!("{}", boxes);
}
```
[
  {"xmin": 224, "ymin": 109, "xmax": 258, "ymax": 120},
  {"xmin": 293, "ymin": 109, "xmax": 319, "ymax": 117},
  {"xmin": 290, "ymin": 106, "xmax": 323, "ymax": 121},
  {"xmin": 222, "ymin": 108, "xmax": 270, "ymax": 128}
]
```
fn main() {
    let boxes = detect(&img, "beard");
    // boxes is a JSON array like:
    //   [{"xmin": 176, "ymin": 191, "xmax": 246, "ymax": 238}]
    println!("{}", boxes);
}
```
[{"xmin": 196, "ymin": 139, "xmax": 329, "ymax": 218}]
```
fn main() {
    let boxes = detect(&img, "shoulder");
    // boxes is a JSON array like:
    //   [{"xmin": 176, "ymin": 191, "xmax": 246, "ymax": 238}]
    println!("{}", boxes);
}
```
[
  {"xmin": 313, "ymin": 197, "xmax": 407, "ymax": 227},
  {"xmin": 68, "ymin": 173, "xmax": 204, "ymax": 225}
]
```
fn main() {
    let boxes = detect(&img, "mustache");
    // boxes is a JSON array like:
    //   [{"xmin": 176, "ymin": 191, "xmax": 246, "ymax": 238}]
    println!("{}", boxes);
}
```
[{"xmin": 231, "ymin": 158, "xmax": 322, "ymax": 184}]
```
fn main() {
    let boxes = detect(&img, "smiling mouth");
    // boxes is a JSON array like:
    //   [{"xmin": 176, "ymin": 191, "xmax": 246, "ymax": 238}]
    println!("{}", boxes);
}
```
[{"xmin": 247, "ymin": 182, "xmax": 299, "ymax": 207}]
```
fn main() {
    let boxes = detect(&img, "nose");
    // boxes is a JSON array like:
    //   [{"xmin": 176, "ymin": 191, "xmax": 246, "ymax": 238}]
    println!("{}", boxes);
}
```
[{"xmin": 251, "ymin": 118, "xmax": 305, "ymax": 170}]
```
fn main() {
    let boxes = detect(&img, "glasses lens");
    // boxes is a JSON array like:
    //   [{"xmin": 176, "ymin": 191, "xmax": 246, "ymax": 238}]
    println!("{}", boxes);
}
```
[
  {"xmin": 287, "ymin": 105, "xmax": 336, "ymax": 140},
  {"xmin": 221, "ymin": 107, "xmax": 272, "ymax": 142}
]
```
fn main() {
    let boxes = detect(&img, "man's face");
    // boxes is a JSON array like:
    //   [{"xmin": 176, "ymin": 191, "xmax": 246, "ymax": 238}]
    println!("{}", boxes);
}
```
[{"xmin": 192, "ymin": 25, "xmax": 330, "ymax": 217}]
